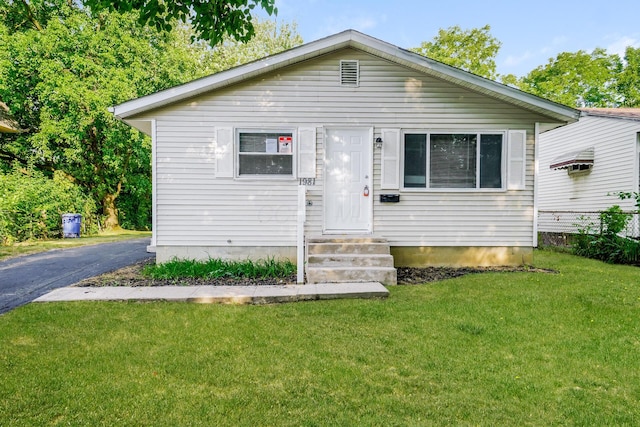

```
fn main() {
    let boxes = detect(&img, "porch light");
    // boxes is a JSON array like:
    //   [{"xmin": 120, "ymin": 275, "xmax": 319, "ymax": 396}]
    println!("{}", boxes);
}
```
[{"xmin": 375, "ymin": 137, "xmax": 383, "ymax": 149}]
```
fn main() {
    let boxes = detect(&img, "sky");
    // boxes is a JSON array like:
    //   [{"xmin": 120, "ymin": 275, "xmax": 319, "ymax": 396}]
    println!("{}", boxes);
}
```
[{"xmin": 259, "ymin": 0, "xmax": 640, "ymax": 78}]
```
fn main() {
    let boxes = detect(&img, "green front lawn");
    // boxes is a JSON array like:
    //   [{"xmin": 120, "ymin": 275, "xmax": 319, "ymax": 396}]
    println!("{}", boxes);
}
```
[{"xmin": 1, "ymin": 250, "xmax": 639, "ymax": 426}]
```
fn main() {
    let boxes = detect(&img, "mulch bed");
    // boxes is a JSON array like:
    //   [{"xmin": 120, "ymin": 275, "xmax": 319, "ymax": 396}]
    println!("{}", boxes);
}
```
[
  {"xmin": 396, "ymin": 266, "xmax": 555, "ymax": 284},
  {"xmin": 75, "ymin": 258, "xmax": 555, "ymax": 287}
]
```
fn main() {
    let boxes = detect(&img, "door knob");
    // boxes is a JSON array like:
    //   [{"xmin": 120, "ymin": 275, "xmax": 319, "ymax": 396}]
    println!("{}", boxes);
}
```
[{"xmin": 363, "ymin": 185, "xmax": 369, "ymax": 197}]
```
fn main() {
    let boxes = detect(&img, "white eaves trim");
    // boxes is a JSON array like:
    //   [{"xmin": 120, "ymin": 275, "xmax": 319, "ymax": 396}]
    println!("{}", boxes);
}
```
[{"xmin": 111, "ymin": 30, "xmax": 580, "ymax": 125}]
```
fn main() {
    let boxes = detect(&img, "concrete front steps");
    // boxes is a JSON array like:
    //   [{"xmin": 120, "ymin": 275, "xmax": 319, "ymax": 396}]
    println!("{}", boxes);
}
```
[{"xmin": 306, "ymin": 236, "xmax": 397, "ymax": 285}]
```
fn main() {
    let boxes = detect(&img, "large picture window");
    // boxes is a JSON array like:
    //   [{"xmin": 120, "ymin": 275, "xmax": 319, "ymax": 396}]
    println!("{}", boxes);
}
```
[
  {"xmin": 238, "ymin": 131, "xmax": 294, "ymax": 176},
  {"xmin": 403, "ymin": 132, "xmax": 504, "ymax": 189}
]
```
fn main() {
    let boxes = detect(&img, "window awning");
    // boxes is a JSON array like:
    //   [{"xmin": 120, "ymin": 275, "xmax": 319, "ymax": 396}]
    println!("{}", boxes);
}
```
[{"xmin": 550, "ymin": 147, "xmax": 594, "ymax": 170}]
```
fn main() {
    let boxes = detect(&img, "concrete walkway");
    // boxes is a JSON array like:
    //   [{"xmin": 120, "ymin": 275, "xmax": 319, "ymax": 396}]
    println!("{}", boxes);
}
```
[{"xmin": 34, "ymin": 282, "xmax": 389, "ymax": 305}]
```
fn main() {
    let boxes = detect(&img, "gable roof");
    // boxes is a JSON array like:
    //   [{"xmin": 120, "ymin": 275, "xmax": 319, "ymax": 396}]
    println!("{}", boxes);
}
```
[
  {"xmin": 111, "ymin": 29, "xmax": 579, "ymax": 128},
  {"xmin": 580, "ymin": 108, "xmax": 640, "ymax": 121}
]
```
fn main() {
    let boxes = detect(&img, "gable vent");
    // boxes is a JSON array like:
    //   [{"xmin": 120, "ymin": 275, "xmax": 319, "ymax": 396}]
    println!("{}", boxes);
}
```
[{"xmin": 340, "ymin": 60, "xmax": 359, "ymax": 87}]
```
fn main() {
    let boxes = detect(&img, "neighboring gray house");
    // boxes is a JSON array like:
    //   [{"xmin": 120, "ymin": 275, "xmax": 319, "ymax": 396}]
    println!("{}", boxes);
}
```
[
  {"xmin": 111, "ymin": 30, "xmax": 578, "ymax": 272},
  {"xmin": 538, "ymin": 108, "xmax": 640, "ymax": 237}
]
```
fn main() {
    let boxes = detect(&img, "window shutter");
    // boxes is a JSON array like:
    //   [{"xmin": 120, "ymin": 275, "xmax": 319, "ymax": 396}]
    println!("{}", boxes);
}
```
[
  {"xmin": 380, "ymin": 128, "xmax": 400, "ymax": 190},
  {"xmin": 507, "ymin": 130, "xmax": 526, "ymax": 190},
  {"xmin": 215, "ymin": 127, "xmax": 234, "ymax": 178},
  {"xmin": 297, "ymin": 127, "xmax": 316, "ymax": 178}
]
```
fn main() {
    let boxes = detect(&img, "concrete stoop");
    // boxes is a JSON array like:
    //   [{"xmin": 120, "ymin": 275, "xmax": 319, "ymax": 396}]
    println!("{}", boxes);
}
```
[{"xmin": 306, "ymin": 236, "xmax": 397, "ymax": 285}]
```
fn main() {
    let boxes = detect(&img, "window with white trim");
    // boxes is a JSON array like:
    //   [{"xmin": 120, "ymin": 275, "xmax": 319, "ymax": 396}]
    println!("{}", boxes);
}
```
[
  {"xmin": 403, "ymin": 132, "xmax": 504, "ymax": 189},
  {"xmin": 237, "ymin": 130, "xmax": 294, "ymax": 176}
]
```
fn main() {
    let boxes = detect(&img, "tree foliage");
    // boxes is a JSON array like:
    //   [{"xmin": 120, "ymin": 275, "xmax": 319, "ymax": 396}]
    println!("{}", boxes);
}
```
[
  {"xmin": 517, "ymin": 48, "xmax": 623, "ymax": 107},
  {"xmin": 202, "ymin": 20, "xmax": 302, "ymax": 74},
  {"xmin": 412, "ymin": 24, "xmax": 640, "ymax": 108},
  {"xmin": 412, "ymin": 25, "xmax": 502, "ymax": 80},
  {"xmin": 0, "ymin": 0, "xmax": 65, "ymax": 31},
  {"xmin": 0, "ymin": 4, "xmax": 203, "ymax": 229},
  {"xmin": 0, "ymin": 167, "xmax": 98, "ymax": 243},
  {"xmin": 618, "ymin": 47, "xmax": 640, "ymax": 107},
  {"xmin": 81, "ymin": 0, "xmax": 277, "ymax": 46},
  {"xmin": 0, "ymin": 0, "xmax": 301, "ymax": 232},
  {"xmin": 1, "ymin": 0, "xmax": 278, "ymax": 45}
]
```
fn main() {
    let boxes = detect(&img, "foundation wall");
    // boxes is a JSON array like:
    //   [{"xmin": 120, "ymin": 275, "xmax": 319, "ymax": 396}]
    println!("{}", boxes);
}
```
[
  {"xmin": 391, "ymin": 246, "xmax": 533, "ymax": 267},
  {"xmin": 156, "ymin": 245, "xmax": 533, "ymax": 267}
]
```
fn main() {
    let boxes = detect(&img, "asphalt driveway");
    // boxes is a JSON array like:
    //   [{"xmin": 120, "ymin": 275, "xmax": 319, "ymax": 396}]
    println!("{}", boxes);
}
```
[{"xmin": 0, "ymin": 238, "xmax": 154, "ymax": 314}]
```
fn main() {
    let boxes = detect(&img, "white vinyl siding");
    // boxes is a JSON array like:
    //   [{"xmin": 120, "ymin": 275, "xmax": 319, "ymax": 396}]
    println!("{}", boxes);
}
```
[
  {"xmin": 538, "ymin": 115, "xmax": 640, "ymax": 233},
  {"xmin": 143, "ymin": 48, "xmax": 551, "ymax": 248}
]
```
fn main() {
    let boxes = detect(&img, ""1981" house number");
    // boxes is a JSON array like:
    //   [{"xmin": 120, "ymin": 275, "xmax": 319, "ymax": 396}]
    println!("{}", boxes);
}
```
[{"xmin": 299, "ymin": 178, "xmax": 316, "ymax": 186}]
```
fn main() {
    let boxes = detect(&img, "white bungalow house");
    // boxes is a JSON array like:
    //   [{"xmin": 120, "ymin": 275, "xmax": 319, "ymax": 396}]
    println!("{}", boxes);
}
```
[
  {"xmin": 538, "ymin": 108, "xmax": 640, "ymax": 239},
  {"xmin": 111, "ymin": 30, "xmax": 579, "ymax": 281}
]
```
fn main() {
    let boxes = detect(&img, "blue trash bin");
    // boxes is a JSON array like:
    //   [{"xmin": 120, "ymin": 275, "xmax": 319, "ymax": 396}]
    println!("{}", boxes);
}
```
[{"xmin": 62, "ymin": 213, "xmax": 82, "ymax": 238}]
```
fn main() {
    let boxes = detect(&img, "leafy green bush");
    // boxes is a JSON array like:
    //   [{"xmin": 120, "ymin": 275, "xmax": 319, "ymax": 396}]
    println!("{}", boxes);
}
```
[
  {"xmin": 143, "ymin": 257, "xmax": 297, "ymax": 280},
  {"xmin": 0, "ymin": 168, "xmax": 98, "ymax": 244},
  {"xmin": 599, "ymin": 205, "xmax": 628, "ymax": 234},
  {"xmin": 572, "ymin": 205, "xmax": 640, "ymax": 264},
  {"xmin": 614, "ymin": 191, "xmax": 640, "ymax": 209}
]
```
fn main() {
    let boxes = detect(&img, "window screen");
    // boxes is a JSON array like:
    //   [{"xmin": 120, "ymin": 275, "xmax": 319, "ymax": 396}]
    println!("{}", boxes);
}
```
[
  {"xmin": 238, "ymin": 132, "xmax": 293, "ymax": 176},
  {"xmin": 430, "ymin": 134, "xmax": 477, "ymax": 188},
  {"xmin": 479, "ymin": 134, "xmax": 503, "ymax": 188},
  {"xmin": 403, "ymin": 134, "xmax": 427, "ymax": 188}
]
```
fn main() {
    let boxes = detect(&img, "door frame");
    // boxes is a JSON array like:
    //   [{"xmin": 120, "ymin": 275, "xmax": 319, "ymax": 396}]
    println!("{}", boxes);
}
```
[{"xmin": 322, "ymin": 126, "xmax": 374, "ymax": 234}]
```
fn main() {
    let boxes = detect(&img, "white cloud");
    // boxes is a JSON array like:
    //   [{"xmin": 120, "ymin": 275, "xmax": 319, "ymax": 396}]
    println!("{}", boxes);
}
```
[
  {"xmin": 606, "ymin": 35, "xmax": 640, "ymax": 57},
  {"xmin": 540, "ymin": 36, "xmax": 569, "ymax": 54},
  {"xmin": 504, "ymin": 51, "xmax": 533, "ymax": 67},
  {"xmin": 500, "ymin": 37, "xmax": 570, "ymax": 76},
  {"xmin": 314, "ymin": 13, "xmax": 384, "ymax": 39}
]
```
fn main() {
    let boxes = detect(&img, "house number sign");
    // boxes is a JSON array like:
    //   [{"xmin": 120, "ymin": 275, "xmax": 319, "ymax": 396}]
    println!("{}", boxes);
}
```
[{"xmin": 299, "ymin": 178, "xmax": 316, "ymax": 186}]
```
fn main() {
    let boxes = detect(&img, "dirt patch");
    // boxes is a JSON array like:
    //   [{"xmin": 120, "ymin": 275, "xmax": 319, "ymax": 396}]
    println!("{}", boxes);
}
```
[
  {"xmin": 74, "ymin": 258, "xmax": 555, "ymax": 287},
  {"xmin": 396, "ymin": 266, "xmax": 555, "ymax": 285}
]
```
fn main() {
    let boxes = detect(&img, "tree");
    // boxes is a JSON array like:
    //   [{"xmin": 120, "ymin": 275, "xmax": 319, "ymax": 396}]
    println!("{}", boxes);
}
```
[
  {"xmin": 0, "ymin": 2, "xmax": 302, "ymax": 230},
  {"xmin": 201, "ymin": 20, "xmax": 303, "ymax": 74},
  {"xmin": 618, "ymin": 46, "xmax": 640, "ymax": 107},
  {"xmin": 412, "ymin": 25, "xmax": 501, "ymax": 80},
  {"xmin": 0, "ymin": 6, "xmax": 204, "ymax": 228},
  {"xmin": 82, "ymin": 0, "xmax": 277, "ymax": 46},
  {"xmin": 0, "ymin": 0, "xmax": 66, "ymax": 32},
  {"xmin": 517, "ymin": 49, "xmax": 623, "ymax": 108}
]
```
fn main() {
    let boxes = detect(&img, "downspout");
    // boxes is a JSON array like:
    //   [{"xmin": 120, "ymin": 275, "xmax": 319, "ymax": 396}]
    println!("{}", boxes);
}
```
[
  {"xmin": 149, "ymin": 119, "xmax": 157, "ymax": 252},
  {"xmin": 297, "ymin": 185, "xmax": 306, "ymax": 283},
  {"xmin": 533, "ymin": 122, "xmax": 540, "ymax": 248}
]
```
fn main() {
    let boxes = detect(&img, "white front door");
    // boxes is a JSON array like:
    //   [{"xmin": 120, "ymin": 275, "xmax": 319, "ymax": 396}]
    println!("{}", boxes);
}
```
[{"xmin": 324, "ymin": 128, "xmax": 373, "ymax": 233}]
